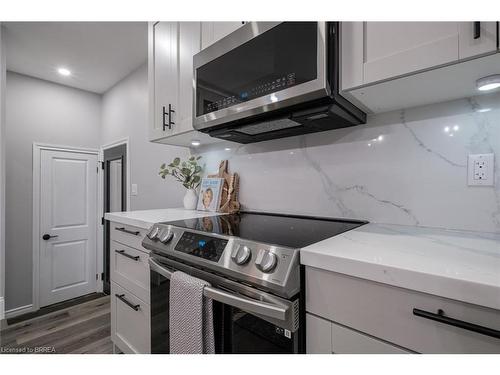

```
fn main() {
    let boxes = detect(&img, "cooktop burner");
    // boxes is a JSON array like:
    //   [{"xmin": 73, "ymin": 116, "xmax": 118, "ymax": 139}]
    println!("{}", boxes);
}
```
[{"xmin": 161, "ymin": 212, "xmax": 367, "ymax": 249}]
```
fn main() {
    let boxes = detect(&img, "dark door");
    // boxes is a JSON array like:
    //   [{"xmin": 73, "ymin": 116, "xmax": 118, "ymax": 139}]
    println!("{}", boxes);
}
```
[{"xmin": 103, "ymin": 144, "xmax": 127, "ymax": 294}]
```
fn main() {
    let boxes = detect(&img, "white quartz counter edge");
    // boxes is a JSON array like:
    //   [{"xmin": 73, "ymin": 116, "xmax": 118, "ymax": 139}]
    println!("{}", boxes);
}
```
[
  {"xmin": 105, "ymin": 208, "xmax": 224, "ymax": 229},
  {"xmin": 300, "ymin": 223, "xmax": 500, "ymax": 311}
]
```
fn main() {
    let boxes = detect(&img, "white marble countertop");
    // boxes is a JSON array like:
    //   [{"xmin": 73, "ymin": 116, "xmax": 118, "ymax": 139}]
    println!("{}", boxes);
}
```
[
  {"xmin": 301, "ymin": 223, "xmax": 500, "ymax": 310},
  {"xmin": 105, "ymin": 208, "xmax": 223, "ymax": 229}
]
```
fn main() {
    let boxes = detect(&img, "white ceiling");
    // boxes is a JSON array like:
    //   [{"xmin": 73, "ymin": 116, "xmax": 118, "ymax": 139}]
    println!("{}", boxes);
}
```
[{"xmin": 4, "ymin": 22, "xmax": 147, "ymax": 94}]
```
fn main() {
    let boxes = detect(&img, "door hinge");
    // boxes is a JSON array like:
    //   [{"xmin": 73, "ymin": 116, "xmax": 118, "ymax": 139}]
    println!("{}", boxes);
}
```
[
  {"xmin": 101, "ymin": 217, "xmax": 105, "ymax": 225},
  {"xmin": 96, "ymin": 273, "xmax": 99, "ymax": 280},
  {"xmin": 101, "ymin": 161, "xmax": 105, "ymax": 169},
  {"xmin": 101, "ymin": 272, "xmax": 104, "ymax": 281}
]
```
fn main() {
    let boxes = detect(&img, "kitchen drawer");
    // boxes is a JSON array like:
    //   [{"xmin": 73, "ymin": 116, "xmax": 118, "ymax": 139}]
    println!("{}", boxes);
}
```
[
  {"xmin": 331, "ymin": 321, "xmax": 410, "ymax": 354},
  {"xmin": 306, "ymin": 267, "xmax": 500, "ymax": 353},
  {"xmin": 306, "ymin": 313, "xmax": 332, "ymax": 353},
  {"xmin": 111, "ymin": 282, "xmax": 151, "ymax": 354},
  {"xmin": 306, "ymin": 313, "xmax": 410, "ymax": 354},
  {"xmin": 111, "ymin": 241, "xmax": 150, "ymax": 303},
  {"xmin": 110, "ymin": 222, "xmax": 149, "ymax": 251}
]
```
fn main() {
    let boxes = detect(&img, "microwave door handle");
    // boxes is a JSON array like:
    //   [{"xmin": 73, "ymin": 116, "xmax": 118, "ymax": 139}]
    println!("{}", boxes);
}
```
[{"xmin": 149, "ymin": 258, "xmax": 288, "ymax": 321}]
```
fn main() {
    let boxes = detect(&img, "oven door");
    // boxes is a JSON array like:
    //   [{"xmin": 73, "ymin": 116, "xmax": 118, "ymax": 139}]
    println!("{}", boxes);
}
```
[
  {"xmin": 149, "ymin": 256, "xmax": 303, "ymax": 354},
  {"xmin": 193, "ymin": 22, "xmax": 329, "ymax": 132}
]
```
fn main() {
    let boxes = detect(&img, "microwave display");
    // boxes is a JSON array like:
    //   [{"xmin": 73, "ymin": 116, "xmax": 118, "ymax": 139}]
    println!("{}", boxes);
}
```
[{"xmin": 196, "ymin": 22, "xmax": 318, "ymax": 117}]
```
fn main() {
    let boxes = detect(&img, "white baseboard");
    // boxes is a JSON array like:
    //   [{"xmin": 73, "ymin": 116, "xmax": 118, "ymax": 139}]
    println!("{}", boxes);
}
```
[
  {"xmin": 0, "ymin": 297, "xmax": 4, "ymax": 320},
  {"xmin": 5, "ymin": 303, "xmax": 35, "ymax": 319}
]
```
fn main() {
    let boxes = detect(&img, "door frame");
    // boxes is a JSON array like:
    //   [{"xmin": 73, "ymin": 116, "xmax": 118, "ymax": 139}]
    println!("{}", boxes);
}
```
[
  {"xmin": 100, "ymin": 137, "xmax": 130, "ymax": 210},
  {"xmin": 100, "ymin": 137, "xmax": 130, "ymax": 295},
  {"xmin": 32, "ymin": 142, "xmax": 101, "ymax": 313}
]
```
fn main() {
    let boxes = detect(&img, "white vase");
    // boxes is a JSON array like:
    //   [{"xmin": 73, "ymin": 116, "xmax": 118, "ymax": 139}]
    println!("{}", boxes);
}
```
[{"xmin": 183, "ymin": 188, "xmax": 198, "ymax": 210}]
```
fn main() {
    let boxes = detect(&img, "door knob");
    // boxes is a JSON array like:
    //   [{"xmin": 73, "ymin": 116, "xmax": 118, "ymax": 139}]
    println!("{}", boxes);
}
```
[{"xmin": 42, "ymin": 234, "xmax": 58, "ymax": 240}]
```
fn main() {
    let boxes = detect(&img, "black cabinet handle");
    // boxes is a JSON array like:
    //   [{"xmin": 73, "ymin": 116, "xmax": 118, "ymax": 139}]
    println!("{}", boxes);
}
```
[
  {"xmin": 42, "ymin": 234, "xmax": 58, "ymax": 240},
  {"xmin": 162, "ymin": 104, "xmax": 175, "ymax": 131},
  {"xmin": 473, "ymin": 22, "xmax": 481, "ymax": 39},
  {"xmin": 115, "ymin": 294, "xmax": 140, "ymax": 311},
  {"xmin": 162, "ymin": 105, "xmax": 168, "ymax": 131},
  {"xmin": 115, "ymin": 227, "xmax": 140, "ymax": 236},
  {"xmin": 168, "ymin": 103, "xmax": 175, "ymax": 129},
  {"xmin": 115, "ymin": 249, "xmax": 140, "ymax": 261},
  {"xmin": 413, "ymin": 308, "xmax": 500, "ymax": 339}
]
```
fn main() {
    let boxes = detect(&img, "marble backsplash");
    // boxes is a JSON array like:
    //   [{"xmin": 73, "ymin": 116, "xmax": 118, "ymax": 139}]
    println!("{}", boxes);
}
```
[{"xmin": 196, "ymin": 92, "xmax": 500, "ymax": 234}]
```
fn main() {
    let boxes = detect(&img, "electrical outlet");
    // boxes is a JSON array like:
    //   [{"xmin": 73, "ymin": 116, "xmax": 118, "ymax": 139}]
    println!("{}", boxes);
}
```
[{"xmin": 467, "ymin": 153, "xmax": 494, "ymax": 186}]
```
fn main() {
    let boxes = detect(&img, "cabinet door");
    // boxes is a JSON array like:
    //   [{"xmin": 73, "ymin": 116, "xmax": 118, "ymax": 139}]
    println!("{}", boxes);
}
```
[
  {"xmin": 201, "ymin": 22, "xmax": 246, "ymax": 49},
  {"xmin": 306, "ymin": 314, "xmax": 332, "ymax": 353},
  {"xmin": 111, "ymin": 282, "xmax": 151, "ymax": 354},
  {"xmin": 176, "ymin": 22, "xmax": 201, "ymax": 135},
  {"xmin": 149, "ymin": 22, "xmax": 179, "ymax": 141},
  {"xmin": 363, "ymin": 22, "xmax": 460, "ymax": 84},
  {"xmin": 458, "ymin": 22, "xmax": 497, "ymax": 59}
]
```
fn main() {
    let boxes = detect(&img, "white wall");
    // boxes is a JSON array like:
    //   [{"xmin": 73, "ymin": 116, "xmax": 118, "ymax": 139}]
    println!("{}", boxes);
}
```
[
  {"xmin": 0, "ymin": 24, "xmax": 6, "ymax": 319},
  {"xmin": 5, "ymin": 72, "xmax": 101, "ymax": 311},
  {"xmin": 101, "ymin": 63, "xmax": 188, "ymax": 210},
  {"xmin": 198, "ymin": 92, "xmax": 500, "ymax": 234}
]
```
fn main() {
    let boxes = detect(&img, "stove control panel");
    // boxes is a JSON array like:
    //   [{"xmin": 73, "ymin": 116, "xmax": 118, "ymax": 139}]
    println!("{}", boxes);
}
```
[{"xmin": 142, "ymin": 224, "xmax": 301, "ymax": 298}]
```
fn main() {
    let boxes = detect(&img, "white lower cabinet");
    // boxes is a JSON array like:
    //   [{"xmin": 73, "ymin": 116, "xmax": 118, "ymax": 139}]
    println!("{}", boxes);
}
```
[
  {"xmin": 109, "ymin": 221, "xmax": 151, "ymax": 354},
  {"xmin": 306, "ymin": 314, "xmax": 332, "ymax": 353},
  {"xmin": 306, "ymin": 313, "xmax": 410, "ymax": 354},
  {"xmin": 111, "ymin": 282, "xmax": 151, "ymax": 354},
  {"xmin": 306, "ymin": 267, "xmax": 500, "ymax": 354}
]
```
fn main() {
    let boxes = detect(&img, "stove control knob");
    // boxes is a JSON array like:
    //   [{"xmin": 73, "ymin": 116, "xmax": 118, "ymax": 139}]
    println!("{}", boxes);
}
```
[
  {"xmin": 231, "ymin": 245, "xmax": 251, "ymax": 265},
  {"xmin": 147, "ymin": 226, "xmax": 160, "ymax": 240},
  {"xmin": 255, "ymin": 250, "xmax": 277, "ymax": 273},
  {"xmin": 159, "ymin": 230, "xmax": 174, "ymax": 244}
]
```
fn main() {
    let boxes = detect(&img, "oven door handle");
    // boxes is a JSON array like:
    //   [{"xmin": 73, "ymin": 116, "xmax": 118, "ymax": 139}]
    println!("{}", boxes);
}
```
[{"xmin": 149, "ymin": 258, "xmax": 289, "ymax": 321}]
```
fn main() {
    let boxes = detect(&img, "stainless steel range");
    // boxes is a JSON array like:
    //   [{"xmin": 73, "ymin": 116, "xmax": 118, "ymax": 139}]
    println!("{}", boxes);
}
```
[{"xmin": 142, "ymin": 212, "xmax": 366, "ymax": 354}]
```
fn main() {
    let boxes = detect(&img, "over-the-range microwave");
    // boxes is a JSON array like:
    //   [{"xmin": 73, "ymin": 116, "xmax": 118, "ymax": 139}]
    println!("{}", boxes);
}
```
[{"xmin": 193, "ymin": 22, "xmax": 366, "ymax": 144}]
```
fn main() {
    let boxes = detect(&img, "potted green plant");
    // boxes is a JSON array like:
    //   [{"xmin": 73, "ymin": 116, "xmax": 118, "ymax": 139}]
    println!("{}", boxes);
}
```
[{"xmin": 159, "ymin": 156, "xmax": 203, "ymax": 210}]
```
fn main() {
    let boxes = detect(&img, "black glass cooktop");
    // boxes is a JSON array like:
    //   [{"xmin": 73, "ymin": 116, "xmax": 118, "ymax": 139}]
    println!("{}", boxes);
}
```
[{"xmin": 161, "ymin": 212, "xmax": 367, "ymax": 249}]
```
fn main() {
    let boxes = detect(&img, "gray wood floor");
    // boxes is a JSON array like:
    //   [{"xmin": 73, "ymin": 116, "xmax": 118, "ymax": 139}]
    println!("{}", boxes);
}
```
[{"xmin": 0, "ymin": 295, "xmax": 112, "ymax": 354}]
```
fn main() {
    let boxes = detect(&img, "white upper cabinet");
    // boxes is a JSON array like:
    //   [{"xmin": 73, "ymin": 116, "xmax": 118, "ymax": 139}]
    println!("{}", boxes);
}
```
[
  {"xmin": 342, "ymin": 22, "xmax": 498, "ymax": 90},
  {"xmin": 149, "ymin": 22, "xmax": 223, "ymax": 147},
  {"xmin": 458, "ymin": 22, "xmax": 498, "ymax": 59},
  {"xmin": 363, "ymin": 22, "xmax": 460, "ymax": 84},
  {"xmin": 149, "ymin": 22, "xmax": 179, "ymax": 141},
  {"xmin": 201, "ymin": 22, "xmax": 246, "ymax": 49}
]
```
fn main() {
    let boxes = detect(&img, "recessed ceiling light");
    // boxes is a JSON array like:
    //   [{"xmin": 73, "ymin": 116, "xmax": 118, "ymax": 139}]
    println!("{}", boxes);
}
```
[
  {"xmin": 191, "ymin": 140, "xmax": 201, "ymax": 147},
  {"xmin": 57, "ymin": 67, "xmax": 71, "ymax": 76},
  {"xmin": 476, "ymin": 75, "xmax": 500, "ymax": 91},
  {"xmin": 224, "ymin": 148, "xmax": 231, "ymax": 151}
]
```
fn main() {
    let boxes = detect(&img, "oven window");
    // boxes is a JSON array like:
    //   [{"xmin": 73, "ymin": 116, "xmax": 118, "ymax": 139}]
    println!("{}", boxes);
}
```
[
  {"xmin": 225, "ymin": 307, "xmax": 297, "ymax": 354},
  {"xmin": 150, "ymin": 270, "xmax": 170, "ymax": 354},
  {"xmin": 196, "ymin": 22, "xmax": 318, "ymax": 116},
  {"xmin": 150, "ymin": 268, "xmax": 226, "ymax": 354}
]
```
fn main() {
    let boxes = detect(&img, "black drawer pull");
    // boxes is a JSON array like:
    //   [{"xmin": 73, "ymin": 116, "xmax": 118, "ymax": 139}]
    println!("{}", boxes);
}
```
[
  {"xmin": 115, "ymin": 249, "xmax": 140, "ymax": 261},
  {"xmin": 115, "ymin": 227, "xmax": 140, "ymax": 236},
  {"xmin": 473, "ymin": 21, "xmax": 481, "ymax": 39},
  {"xmin": 413, "ymin": 308, "xmax": 500, "ymax": 339},
  {"xmin": 116, "ymin": 294, "xmax": 140, "ymax": 311}
]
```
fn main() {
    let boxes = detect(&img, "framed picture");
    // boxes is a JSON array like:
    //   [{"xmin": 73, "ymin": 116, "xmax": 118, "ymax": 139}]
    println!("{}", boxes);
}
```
[{"xmin": 197, "ymin": 177, "xmax": 224, "ymax": 212}]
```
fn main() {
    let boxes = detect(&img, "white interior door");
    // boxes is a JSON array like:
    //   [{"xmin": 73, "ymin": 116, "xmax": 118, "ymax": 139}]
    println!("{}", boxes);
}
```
[{"xmin": 39, "ymin": 149, "xmax": 98, "ymax": 307}]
